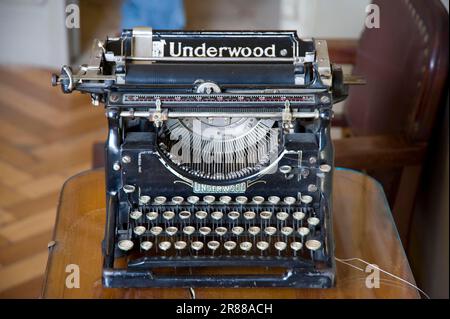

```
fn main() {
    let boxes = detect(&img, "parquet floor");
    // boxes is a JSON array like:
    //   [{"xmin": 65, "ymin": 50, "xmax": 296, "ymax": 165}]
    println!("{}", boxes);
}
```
[{"xmin": 0, "ymin": 66, "xmax": 107, "ymax": 298}]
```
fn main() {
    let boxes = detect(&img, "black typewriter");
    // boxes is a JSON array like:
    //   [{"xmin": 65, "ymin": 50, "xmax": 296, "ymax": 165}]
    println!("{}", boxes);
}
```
[{"xmin": 52, "ymin": 28, "xmax": 352, "ymax": 288}]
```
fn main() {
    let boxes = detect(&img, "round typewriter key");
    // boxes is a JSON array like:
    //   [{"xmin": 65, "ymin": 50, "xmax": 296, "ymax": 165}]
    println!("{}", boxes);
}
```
[
  {"xmin": 187, "ymin": 196, "xmax": 200, "ymax": 204},
  {"xmin": 191, "ymin": 241, "xmax": 204, "ymax": 251},
  {"xmin": 252, "ymin": 196, "xmax": 265, "ymax": 205},
  {"xmin": 298, "ymin": 227, "xmax": 310, "ymax": 237},
  {"xmin": 305, "ymin": 239, "xmax": 322, "ymax": 251},
  {"xmin": 118, "ymin": 240, "xmax": 134, "ymax": 251},
  {"xmin": 146, "ymin": 211, "xmax": 158, "ymax": 221},
  {"xmin": 257, "ymin": 241, "xmax": 269, "ymax": 251},
  {"xmin": 163, "ymin": 211, "xmax": 175, "ymax": 220},
  {"xmin": 174, "ymin": 241, "xmax": 187, "ymax": 250},
  {"xmin": 130, "ymin": 209, "xmax": 142, "ymax": 220},
  {"xmin": 281, "ymin": 226, "xmax": 294, "ymax": 236},
  {"xmin": 228, "ymin": 211, "xmax": 240, "ymax": 220},
  {"xmin": 183, "ymin": 226, "xmax": 195, "ymax": 235},
  {"xmin": 301, "ymin": 195, "xmax": 313, "ymax": 205},
  {"xmin": 274, "ymin": 241, "xmax": 287, "ymax": 251},
  {"xmin": 276, "ymin": 211, "xmax": 289, "ymax": 221},
  {"xmin": 260, "ymin": 211, "xmax": 272, "ymax": 220},
  {"xmin": 240, "ymin": 241, "xmax": 252, "ymax": 251},
  {"xmin": 133, "ymin": 226, "xmax": 146, "ymax": 236},
  {"xmin": 283, "ymin": 196, "xmax": 296, "ymax": 205},
  {"xmin": 154, "ymin": 196, "xmax": 167, "ymax": 205},
  {"xmin": 207, "ymin": 241, "xmax": 220, "ymax": 251},
  {"xmin": 166, "ymin": 226, "xmax": 178, "ymax": 236},
  {"xmin": 140, "ymin": 241, "xmax": 153, "ymax": 251},
  {"xmin": 243, "ymin": 211, "xmax": 256, "ymax": 220},
  {"xmin": 293, "ymin": 211, "xmax": 306, "ymax": 221},
  {"xmin": 219, "ymin": 195, "xmax": 232, "ymax": 204},
  {"xmin": 123, "ymin": 185, "xmax": 135, "ymax": 194},
  {"xmin": 279, "ymin": 165, "xmax": 292, "ymax": 174},
  {"xmin": 290, "ymin": 241, "xmax": 303, "ymax": 252},
  {"xmin": 159, "ymin": 241, "xmax": 172, "ymax": 251},
  {"xmin": 203, "ymin": 195, "xmax": 215, "ymax": 204},
  {"xmin": 211, "ymin": 211, "xmax": 223, "ymax": 220},
  {"xmin": 235, "ymin": 196, "xmax": 248, "ymax": 205},
  {"xmin": 195, "ymin": 210, "xmax": 208, "ymax": 220},
  {"xmin": 171, "ymin": 196, "xmax": 184, "ymax": 205},
  {"xmin": 319, "ymin": 164, "xmax": 332, "ymax": 173},
  {"xmin": 307, "ymin": 217, "xmax": 320, "ymax": 227},
  {"xmin": 232, "ymin": 226, "xmax": 244, "ymax": 236},
  {"xmin": 139, "ymin": 195, "xmax": 151, "ymax": 205},
  {"xmin": 199, "ymin": 226, "xmax": 211, "ymax": 236},
  {"xmin": 224, "ymin": 241, "xmax": 237, "ymax": 251},
  {"xmin": 150, "ymin": 226, "xmax": 163, "ymax": 236},
  {"xmin": 179, "ymin": 211, "xmax": 191, "ymax": 220},
  {"xmin": 308, "ymin": 184, "xmax": 318, "ymax": 192},
  {"xmin": 268, "ymin": 196, "xmax": 280, "ymax": 205},
  {"xmin": 215, "ymin": 226, "xmax": 227, "ymax": 236},
  {"xmin": 248, "ymin": 226, "xmax": 261, "ymax": 236},
  {"xmin": 264, "ymin": 226, "xmax": 277, "ymax": 236}
]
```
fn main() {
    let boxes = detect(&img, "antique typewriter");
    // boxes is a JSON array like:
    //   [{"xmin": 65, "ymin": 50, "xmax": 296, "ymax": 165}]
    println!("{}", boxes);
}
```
[{"xmin": 52, "ymin": 28, "xmax": 353, "ymax": 288}]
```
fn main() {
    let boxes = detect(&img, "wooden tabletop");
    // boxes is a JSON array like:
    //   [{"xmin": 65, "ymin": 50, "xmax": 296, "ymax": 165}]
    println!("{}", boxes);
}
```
[{"xmin": 42, "ymin": 169, "xmax": 419, "ymax": 298}]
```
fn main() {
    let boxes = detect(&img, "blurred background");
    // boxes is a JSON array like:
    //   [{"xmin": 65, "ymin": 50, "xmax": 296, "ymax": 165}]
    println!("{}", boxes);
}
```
[{"xmin": 0, "ymin": 0, "xmax": 448, "ymax": 298}]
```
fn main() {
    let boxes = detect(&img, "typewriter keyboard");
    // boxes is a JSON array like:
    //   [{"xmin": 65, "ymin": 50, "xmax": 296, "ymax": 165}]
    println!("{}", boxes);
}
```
[{"xmin": 117, "ymin": 192, "xmax": 328, "ymax": 263}]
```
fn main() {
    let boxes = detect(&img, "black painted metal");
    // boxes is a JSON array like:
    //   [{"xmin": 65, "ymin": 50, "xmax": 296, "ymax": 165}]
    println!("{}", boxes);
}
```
[{"xmin": 54, "ymin": 30, "xmax": 348, "ymax": 289}]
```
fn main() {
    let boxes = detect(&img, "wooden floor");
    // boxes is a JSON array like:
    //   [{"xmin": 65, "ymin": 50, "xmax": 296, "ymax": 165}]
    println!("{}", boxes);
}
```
[{"xmin": 0, "ymin": 66, "xmax": 107, "ymax": 298}]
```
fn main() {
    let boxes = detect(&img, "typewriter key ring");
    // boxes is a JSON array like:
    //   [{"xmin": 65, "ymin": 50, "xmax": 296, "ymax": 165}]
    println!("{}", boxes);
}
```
[
  {"xmin": 219, "ymin": 196, "xmax": 231, "ymax": 205},
  {"xmin": 224, "ymin": 241, "xmax": 237, "ymax": 255},
  {"xmin": 130, "ymin": 209, "xmax": 142, "ymax": 221},
  {"xmin": 274, "ymin": 241, "xmax": 287, "ymax": 256},
  {"xmin": 171, "ymin": 196, "xmax": 184, "ymax": 205},
  {"xmin": 140, "ymin": 241, "xmax": 153, "ymax": 251},
  {"xmin": 227, "ymin": 211, "xmax": 240, "ymax": 228},
  {"xmin": 179, "ymin": 211, "xmax": 191, "ymax": 226},
  {"xmin": 257, "ymin": 241, "xmax": 269, "ymax": 256},
  {"xmin": 307, "ymin": 216, "xmax": 320, "ymax": 234},
  {"xmin": 123, "ymin": 185, "xmax": 136, "ymax": 207},
  {"xmin": 191, "ymin": 241, "xmax": 204, "ymax": 256},
  {"xmin": 174, "ymin": 240, "xmax": 187, "ymax": 256},
  {"xmin": 203, "ymin": 195, "xmax": 215, "ymax": 205},
  {"xmin": 301, "ymin": 195, "xmax": 313, "ymax": 206},
  {"xmin": 239, "ymin": 241, "xmax": 252, "ymax": 254},
  {"xmin": 211, "ymin": 211, "xmax": 223, "ymax": 228},
  {"xmin": 134, "ymin": 226, "xmax": 146, "ymax": 236},
  {"xmin": 166, "ymin": 226, "xmax": 178, "ymax": 237},
  {"xmin": 159, "ymin": 241, "xmax": 172, "ymax": 255},
  {"xmin": 305, "ymin": 239, "xmax": 322, "ymax": 261},
  {"xmin": 139, "ymin": 195, "xmax": 151, "ymax": 206},
  {"xmin": 207, "ymin": 240, "xmax": 220, "ymax": 256},
  {"xmin": 297, "ymin": 227, "xmax": 310, "ymax": 244},
  {"xmin": 215, "ymin": 226, "xmax": 227, "ymax": 238},
  {"xmin": 290, "ymin": 241, "xmax": 303, "ymax": 256},
  {"xmin": 187, "ymin": 196, "xmax": 200, "ymax": 205},
  {"xmin": 183, "ymin": 226, "xmax": 195, "ymax": 243},
  {"xmin": 260, "ymin": 211, "xmax": 272, "ymax": 230},
  {"xmin": 154, "ymin": 196, "xmax": 167, "ymax": 205},
  {"xmin": 118, "ymin": 239, "xmax": 134, "ymax": 252},
  {"xmin": 235, "ymin": 196, "xmax": 248, "ymax": 213}
]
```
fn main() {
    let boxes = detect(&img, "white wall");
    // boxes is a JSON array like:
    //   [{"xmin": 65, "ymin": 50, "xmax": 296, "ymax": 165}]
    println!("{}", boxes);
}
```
[
  {"xmin": 280, "ymin": 0, "xmax": 371, "ymax": 38},
  {"xmin": 0, "ymin": 0, "xmax": 71, "ymax": 68}
]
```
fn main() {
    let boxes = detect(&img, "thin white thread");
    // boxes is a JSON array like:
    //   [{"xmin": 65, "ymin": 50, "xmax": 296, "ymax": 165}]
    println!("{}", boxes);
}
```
[{"xmin": 335, "ymin": 257, "xmax": 430, "ymax": 299}]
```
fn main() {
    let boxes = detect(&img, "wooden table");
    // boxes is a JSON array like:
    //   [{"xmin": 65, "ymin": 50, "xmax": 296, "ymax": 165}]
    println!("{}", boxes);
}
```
[{"xmin": 42, "ymin": 169, "xmax": 419, "ymax": 298}]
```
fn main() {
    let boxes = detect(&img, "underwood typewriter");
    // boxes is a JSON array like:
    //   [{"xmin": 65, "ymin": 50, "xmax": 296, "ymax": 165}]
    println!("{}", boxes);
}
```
[{"xmin": 52, "ymin": 28, "xmax": 351, "ymax": 288}]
